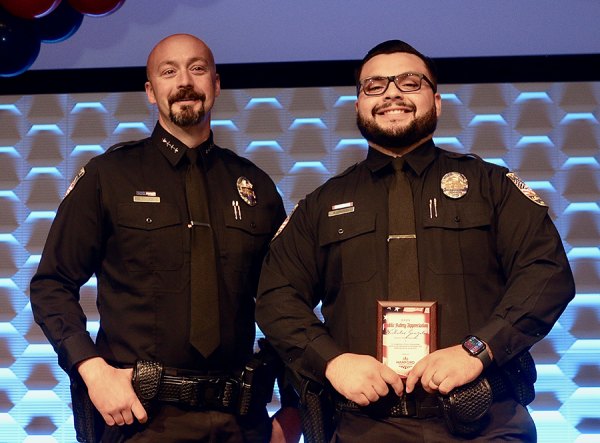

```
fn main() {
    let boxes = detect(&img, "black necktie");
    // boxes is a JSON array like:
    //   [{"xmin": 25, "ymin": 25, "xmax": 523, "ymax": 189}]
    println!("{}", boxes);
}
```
[
  {"xmin": 185, "ymin": 148, "xmax": 220, "ymax": 357},
  {"xmin": 388, "ymin": 157, "xmax": 420, "ymax": 299}
]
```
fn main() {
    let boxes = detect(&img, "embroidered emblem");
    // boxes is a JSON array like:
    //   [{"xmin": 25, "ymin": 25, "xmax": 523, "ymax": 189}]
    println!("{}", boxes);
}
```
[
  {"xmin": 272, "ymin": 203, "xmax": 298, "ymax": 241},
  {"xmin": 506, "ymin": 172, "xmax": 547, "ymax": 206},
  {"xmin": 64, "ymin": 167, "xmax": 85, "ymax": 198}
]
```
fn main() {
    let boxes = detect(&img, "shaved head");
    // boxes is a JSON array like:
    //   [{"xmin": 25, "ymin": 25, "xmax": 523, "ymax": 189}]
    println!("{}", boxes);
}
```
[{"xmin": 146, "ymin": 34, "xmax": 216, "ymax": 80}]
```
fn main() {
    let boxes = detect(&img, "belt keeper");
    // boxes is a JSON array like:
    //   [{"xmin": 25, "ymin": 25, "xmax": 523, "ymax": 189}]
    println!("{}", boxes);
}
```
[{"xmin": 132, "ymin": 360, "xmax": 164, "ymax": 409}]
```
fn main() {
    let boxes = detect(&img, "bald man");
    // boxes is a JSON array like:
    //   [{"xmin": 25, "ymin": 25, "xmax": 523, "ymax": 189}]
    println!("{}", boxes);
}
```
[{"xmin": 31, "ymin": 34, "xmax": 300, "ymax": 443}]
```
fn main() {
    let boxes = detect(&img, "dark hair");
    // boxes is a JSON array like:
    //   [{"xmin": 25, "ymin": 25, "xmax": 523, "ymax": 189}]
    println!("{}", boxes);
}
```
[{"xmin": 355, "ymin": 40, "xmax": 438, "ymax": 93}]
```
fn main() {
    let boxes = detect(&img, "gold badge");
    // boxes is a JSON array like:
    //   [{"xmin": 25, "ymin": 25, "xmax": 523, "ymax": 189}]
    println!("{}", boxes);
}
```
[
  {"xmin": 441, "ymin": 172, "xmax": 468, "ymax": 199},
  {"xmin": 237, "ymin": 176, "xmax": 257, "ymax": 206},
  {"xmin": 506, "ymin": 173, "xmax": 547, "ymax": 206}
]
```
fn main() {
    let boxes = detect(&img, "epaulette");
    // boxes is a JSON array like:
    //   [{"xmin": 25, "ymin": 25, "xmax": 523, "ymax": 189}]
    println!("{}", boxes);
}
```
[
  {"xmin": 445, "ymin": 151, "xmax": 483, "ymax": 161},
  {"xmin": 105, "ymin": 139, "xmax": 144, "ymax": 153},
  {"xmin": 330, "ymin": 162, "xmax": 359, "ymax": 180},
  {"xmin": 219, "ymin": 146, "xmax": 253, "ymax": 165}
]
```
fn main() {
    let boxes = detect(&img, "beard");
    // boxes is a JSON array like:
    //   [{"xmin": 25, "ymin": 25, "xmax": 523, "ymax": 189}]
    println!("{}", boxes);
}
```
[
  {"xmin": 357, "ymin": 104, "xmax": 438, "ymax": 150},
  {"xmin": 168, "ymin": 87, "xmax": 207, "ymax": 127}
]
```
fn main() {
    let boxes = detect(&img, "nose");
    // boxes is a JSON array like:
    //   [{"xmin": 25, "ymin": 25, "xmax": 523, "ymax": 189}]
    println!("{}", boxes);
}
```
[
  {"xmin": 177, "ymin": 70, "xmax": 193, "ymax": 87},
  {"xmin": 384, "ymin": 79, "xmax": 404, "ymax": 99}
]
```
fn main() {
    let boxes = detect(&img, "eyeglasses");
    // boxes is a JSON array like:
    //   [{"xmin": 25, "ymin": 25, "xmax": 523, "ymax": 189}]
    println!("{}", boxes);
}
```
[{"xmin": 359, "ymin": 73, "xmax": 436, "ymax": 96}]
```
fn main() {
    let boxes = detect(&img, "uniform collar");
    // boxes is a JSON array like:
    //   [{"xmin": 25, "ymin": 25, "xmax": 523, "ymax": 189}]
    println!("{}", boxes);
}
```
[
  {"xmin": 365, "ymin": 138, "xmax": 436, "ymax": 177},
  {"xmin": 151, "ymin": 122, "xmax": 215, "ymax": 167}
]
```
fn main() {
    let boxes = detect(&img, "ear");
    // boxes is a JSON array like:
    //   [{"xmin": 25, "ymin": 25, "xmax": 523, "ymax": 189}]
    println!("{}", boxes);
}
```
[
  {"xmin": 214, "ymin": 73, "xmax": 221, "ymax": 98},
  {"xmin": 434, "ymin": 92, "xmax": 442, "ymax": 117},
  {"xmin": 145, "ymin": 81, "xmax": 157, "ymax": 105}
]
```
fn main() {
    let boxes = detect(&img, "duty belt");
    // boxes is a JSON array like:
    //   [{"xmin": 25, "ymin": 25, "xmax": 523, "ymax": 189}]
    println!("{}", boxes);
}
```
[
  {"xmin": 132, "ymin": 360, "xmax": 242, "ymax": 414},
  {"xmin": 334, "ymin": 385, "xmax": 440, "ymax": 418},
  {"xmin": 334, "ymin": 368, "xmax": 511, "ymax": 420}
]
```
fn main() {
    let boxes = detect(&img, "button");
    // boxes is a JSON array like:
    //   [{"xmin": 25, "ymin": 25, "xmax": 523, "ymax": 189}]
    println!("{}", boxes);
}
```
[
  {"xmin": 146, "ymin": 217, "xmax": 152, "ymax": 224},
  {"xmin": 454, "ymin": 216, "xmax": 460, "ymax": 223},
  {"xmin": 250, "ymin": 222, "xmax": 256, "ymax": 229},
  {"xmin": 338, "ymin": 228, "xmax": 344, "ymax": 235}
]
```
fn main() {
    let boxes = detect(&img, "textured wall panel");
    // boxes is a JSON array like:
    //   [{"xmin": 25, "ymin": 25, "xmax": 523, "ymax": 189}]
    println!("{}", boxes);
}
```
[{"xmin": 0, "ymin": 82, "xmax": 598, "ymax": 442}]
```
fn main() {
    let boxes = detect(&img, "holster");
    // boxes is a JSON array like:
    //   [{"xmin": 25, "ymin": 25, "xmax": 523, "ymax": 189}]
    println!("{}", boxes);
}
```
[
  {"xmin": 437, "ymin": 376, "xmax": 493, "ymax": 436},
  {"xmin": 438, "ymin": 350, "xmax": 537, "ymax": 437},
  {"xmin": 294, "ymin": 378, "xmax": 334, "ymax": 443},
  {"xmin": 501, "ymin": 350, "xmax": 537, "ymax": 406},
  {"xmin": 238, "ymin": 338, "xmax": 280, "ymax": 415},
  {"xmin": 70, "ymin": 374, "xmax": 102, "ymax": 443}
]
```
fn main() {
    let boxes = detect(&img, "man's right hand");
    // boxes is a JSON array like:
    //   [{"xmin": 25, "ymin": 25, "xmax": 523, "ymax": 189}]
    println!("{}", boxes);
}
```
[
  {"xmin": 76, "ymin": 357, "xmax": 147, "ymax": 426},
  {"xmin": 324, "ymin": 353, "xmax": 404, "ymax": 406}
]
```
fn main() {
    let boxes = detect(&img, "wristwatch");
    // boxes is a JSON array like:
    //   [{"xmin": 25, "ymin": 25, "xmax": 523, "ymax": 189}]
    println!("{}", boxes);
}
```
[{"xmin": 462, "ymin": 336, "xmax": 492, "ymax": 369}]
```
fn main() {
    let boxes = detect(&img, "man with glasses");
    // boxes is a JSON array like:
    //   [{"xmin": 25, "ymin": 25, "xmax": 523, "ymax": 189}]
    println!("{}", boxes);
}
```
[{"xmin": 256, "ymin": 40, "xmax": 574, "ymax": 441}]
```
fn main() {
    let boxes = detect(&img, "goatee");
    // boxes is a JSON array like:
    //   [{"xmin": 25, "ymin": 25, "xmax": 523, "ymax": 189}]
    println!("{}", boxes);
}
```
[
  {"xmin": 168, "ymin": 87, "xmax": 207, "ymax": 127},
  {"xmin": 357, "ymin": 105, "xmax": 438, "ymax": 150}
]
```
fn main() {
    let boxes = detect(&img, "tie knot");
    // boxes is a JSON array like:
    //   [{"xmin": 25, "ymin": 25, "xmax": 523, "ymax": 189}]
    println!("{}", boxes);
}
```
[
  {"xmin": 186, "ymin": 148, "xmax": 199, "ymax": 165},
  {"xmin": 392, "ymin": 157, "xmax": 405, "ymax": 173}
]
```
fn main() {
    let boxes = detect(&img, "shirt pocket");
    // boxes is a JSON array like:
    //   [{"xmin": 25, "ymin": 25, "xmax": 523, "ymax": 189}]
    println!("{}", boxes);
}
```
[
  {"xmin": 422, "ymin": 202, "xmax": 493, "ymax": 275},
  {"xmin": 319, "ymin": 211, "xmax": 377, "ymax": 283},
  {"xmin": 221, "ymin": 208, "xmax": 273, "ymax": 273},
  {"xmin": 117, "ymin": 202, "xmax": 183, "ymax": 271}
]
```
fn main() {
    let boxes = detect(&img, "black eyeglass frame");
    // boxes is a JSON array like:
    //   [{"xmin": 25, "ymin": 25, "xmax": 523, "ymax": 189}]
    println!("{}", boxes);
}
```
[{"xmin": 358, "ymin": 72, "xmax": 437, "ymax": 96}]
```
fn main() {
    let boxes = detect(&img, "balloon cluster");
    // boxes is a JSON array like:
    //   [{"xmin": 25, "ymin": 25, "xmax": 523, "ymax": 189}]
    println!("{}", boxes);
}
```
[{"xmin": 0, "ymin": 0, "xmax": 126, "ymax": 77}]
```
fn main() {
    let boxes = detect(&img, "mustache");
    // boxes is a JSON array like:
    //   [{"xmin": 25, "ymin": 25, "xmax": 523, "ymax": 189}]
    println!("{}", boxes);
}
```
[
  {"xmin": 373, "ymin": 101, "xmax": 415, "ymax": 114},
  {"xmin": 168, "ymin": 88, "xmax": 205, "ymax": 105}
]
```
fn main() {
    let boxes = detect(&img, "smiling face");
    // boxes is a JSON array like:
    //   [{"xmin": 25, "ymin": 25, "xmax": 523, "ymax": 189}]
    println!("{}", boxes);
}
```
[
  {"xmin": 145, "ymin": 34, "xmax": 220, "ymax": 136},
  {"xmin": 355, "ymin": 52, "xmax": 441, "ymax": 155}
]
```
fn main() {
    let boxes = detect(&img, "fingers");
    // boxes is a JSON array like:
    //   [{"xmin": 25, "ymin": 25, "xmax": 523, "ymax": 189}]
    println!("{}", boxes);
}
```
[
  {"xmin": 380, "ymin": 365, "xmax": 404, "ymax": 396},
  {"xmin": 132, "ymin": 400, "xmax": 148, "ymax": 424}
]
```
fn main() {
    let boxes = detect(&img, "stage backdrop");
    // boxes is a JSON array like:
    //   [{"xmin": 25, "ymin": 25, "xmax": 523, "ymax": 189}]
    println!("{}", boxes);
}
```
[{"xmin": 0, "ymin": 81, "xmax": 599, "ymax": 442}]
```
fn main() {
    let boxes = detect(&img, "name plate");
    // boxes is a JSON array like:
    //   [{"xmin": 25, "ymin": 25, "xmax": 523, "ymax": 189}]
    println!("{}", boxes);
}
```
[{"xmin": 377, "ymin": 301, "xmax": 437, "ymax": 377}]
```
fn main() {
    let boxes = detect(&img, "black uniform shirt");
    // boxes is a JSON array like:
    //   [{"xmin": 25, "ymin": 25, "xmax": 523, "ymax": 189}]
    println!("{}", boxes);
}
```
[
  {"xmin": 31, "ymin": 123, "xmax": 286, "ymax": 374},
  {"xmin": 256, "ymin": 140, "xmax": 575, "ymax": 383}
]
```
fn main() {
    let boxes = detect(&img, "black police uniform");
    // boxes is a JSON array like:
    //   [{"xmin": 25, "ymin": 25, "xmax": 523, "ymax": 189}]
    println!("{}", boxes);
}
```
[
  {"xmin": 256, "ymin": 139, "xmax": 575, "ymax": 441},
  {"xmin": 30, "ymin": 123, "xmax": 286, "ymax": 441}
]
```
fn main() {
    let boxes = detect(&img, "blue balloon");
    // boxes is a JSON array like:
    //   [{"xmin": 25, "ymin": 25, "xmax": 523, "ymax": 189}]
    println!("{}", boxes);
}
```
[
  {"xmin": 0, "ymin": 7, "xmax": 41, "ymax": 77},
  {"xmin": 35, "ymin": 0, "xmax": 84, "ymax": 44}
]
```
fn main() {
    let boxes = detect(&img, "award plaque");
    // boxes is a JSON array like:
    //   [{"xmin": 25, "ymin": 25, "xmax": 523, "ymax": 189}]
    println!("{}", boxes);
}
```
[{"xmin": 377, "ymin": 301, "xmax": 437, "ymax": 377}]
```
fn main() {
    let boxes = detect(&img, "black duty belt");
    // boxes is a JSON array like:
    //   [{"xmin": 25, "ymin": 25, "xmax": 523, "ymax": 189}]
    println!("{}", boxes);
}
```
[
  {"xmin": 132, "ymin": 360, "xmax": 241, "ymax": 413},
  {"xmin": 334, "ymin": 385, "xmax": 440, "ymax": 418},
  {"xmin": 157, "ymin": 373, "xmax": 240, "ymax": 409},
  {"xmin": 334, "ymin": 368, "xmax": 511, "ymax": 420}
]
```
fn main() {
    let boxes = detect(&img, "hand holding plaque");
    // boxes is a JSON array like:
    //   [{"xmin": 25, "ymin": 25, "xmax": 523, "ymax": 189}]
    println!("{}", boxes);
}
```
[{"xmin": 377, "ymin": 301, "xmax": 437, "ymax": 377}]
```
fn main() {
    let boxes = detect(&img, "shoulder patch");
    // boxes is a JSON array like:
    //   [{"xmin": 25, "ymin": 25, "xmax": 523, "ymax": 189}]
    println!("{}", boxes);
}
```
[
  {"xmin": 272, "ymin": 203, "xmax": 298, "ymax": 241},
  {"xmin": 64, "ymin": 167, "xmax": 85, "ymax": 198},
  {"xmin": 506, "ymin": 172, "xmax": 547, "ymax": 206}
]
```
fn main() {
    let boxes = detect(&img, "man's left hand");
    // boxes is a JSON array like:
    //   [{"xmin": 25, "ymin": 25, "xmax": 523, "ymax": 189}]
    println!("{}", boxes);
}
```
[
  {"xmin": 270, "ymin": 406, "xmax": 302, "ymax": 443},
  {"xmin": 404, "ymin": 344, "xmax": 485, "ymax": 395}
]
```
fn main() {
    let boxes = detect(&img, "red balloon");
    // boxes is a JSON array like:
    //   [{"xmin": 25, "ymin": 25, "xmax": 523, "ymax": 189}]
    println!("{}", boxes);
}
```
[
  {"xmin": 0, "ymin": 0, "xmax": 61, "ymax": 19},
  {"xmin": 67, "ymin": 0, "xmax": 125, "ymax": 17}
]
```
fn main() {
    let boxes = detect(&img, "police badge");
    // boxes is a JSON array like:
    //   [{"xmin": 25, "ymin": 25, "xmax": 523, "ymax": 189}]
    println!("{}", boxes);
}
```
[
  {"xmin": 441, "ymin": 172, "xmax": 468, "ymax": 199},
  {"xmin": 236, "ymin": 176, "xmax": 257, "ymax": 206}
]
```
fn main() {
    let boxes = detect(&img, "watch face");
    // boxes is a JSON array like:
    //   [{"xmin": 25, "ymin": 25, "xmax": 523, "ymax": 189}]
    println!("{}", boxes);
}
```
[{"xmin": 463, "ymin": 336, "xmax": 485, "ymax": 355}]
